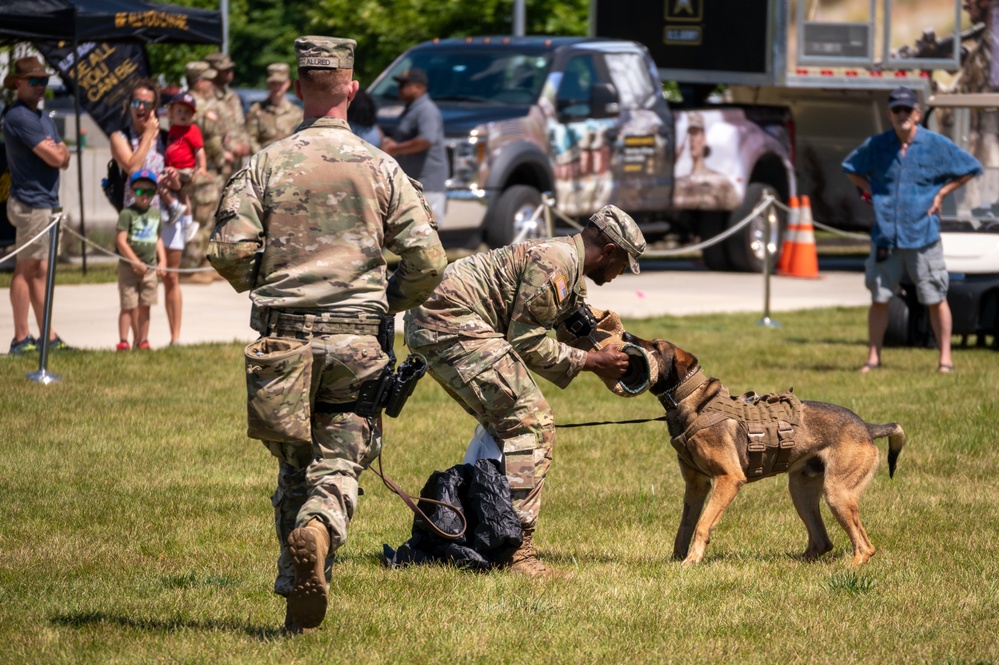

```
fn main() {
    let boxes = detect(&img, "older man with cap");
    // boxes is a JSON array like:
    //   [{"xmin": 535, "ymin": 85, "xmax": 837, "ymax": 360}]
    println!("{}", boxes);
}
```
[
  {"xmin": 844, "ymin": 86, "xmax": 982, "ymax": 374},
  {"xmin": 403, "ymin": 204, "xmax": 644, "ymax": 578},
  {"xmin": 380, "ymin": 67, "xmax": 447, "ymax": 223},
  {"xmin": 245, "ymin": 63, "xmax": 304, "ymax": 153},
  {"xmin": 204, "ymin": 52, "xmax": 250, "ymax": 173},
  {"xmin": 2, "ymin": 56, "xmax": 71, "ymax": 354},
  {"xmin": 207, "ymin": 36, "xmax": 446, "ymax": 634}
]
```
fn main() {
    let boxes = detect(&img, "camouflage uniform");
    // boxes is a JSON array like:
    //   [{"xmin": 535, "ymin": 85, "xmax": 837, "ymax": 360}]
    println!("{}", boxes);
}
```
[
  {"xmin": 205, "ymin": 52, "xmax": 250, "ymax": 178},
  {"xmin": 207, "ymin": 37, "xmax": 447, "ymax": 597},
  {"xmin": 184, "ymin": 62, "xmax": 227, "ymax": 268},
  {"xmin": 246, "ymin": 64, "xmax": 304, "ymax": 153},
  {"xmin": 404, "ymin": 236, "xmax": 592, "ymax": 529},
  {"xmin": 951, "ymin": 16, "xmax": 999, "ymax": 206}
]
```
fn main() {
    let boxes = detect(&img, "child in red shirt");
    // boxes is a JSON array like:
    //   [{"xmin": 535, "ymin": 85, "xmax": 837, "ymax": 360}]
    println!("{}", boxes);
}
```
[{"xmin": 163, "ymin": 92, "xmax": 207, "ymax": 242}]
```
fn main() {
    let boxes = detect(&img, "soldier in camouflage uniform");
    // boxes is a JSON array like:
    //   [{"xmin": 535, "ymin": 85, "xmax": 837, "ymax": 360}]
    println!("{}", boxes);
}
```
[
  {"xmin": 403, "ymin": 205, "xmax": 644, "ymax": 578},
  {"xmin": 246, "ymin": 63, "xmax": 304, "ymax": 153},
  {"xmin": 207, "ymin": 36, "xmax": 446, "ymax": 634},
  {"xmin": 183, "ymin": 61, "xmax": 226, "ymax": 272},
  {"xmin": 205, "ymin": 52, "xmax": 251, "ymax": 175}
]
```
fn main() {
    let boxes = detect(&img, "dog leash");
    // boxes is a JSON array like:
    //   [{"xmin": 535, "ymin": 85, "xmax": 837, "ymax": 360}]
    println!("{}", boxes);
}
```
[
  {"xmin": 369, "ymin": 454, "xmax": 467, "ymax": 540},
  {"xmin": 556, "ymin": 415, "xmax": 668, "ymax": 428}
]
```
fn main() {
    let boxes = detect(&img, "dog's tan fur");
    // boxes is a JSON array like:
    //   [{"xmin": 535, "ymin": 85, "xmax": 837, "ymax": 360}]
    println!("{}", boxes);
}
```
[{"xmin": 624, "ymin": 334, "xmax": 905, "ymax": 567}]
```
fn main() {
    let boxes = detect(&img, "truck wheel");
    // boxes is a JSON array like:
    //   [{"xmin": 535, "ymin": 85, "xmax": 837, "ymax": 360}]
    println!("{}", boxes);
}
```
[
  {"xmin": 885, "ymin": 288, "xmax": 934, "ymax": 348},
  {"xmin": 725, "ymin": 183, "xmax": 785, "ymax": 273},
  {"xmin": 485, "ymin": 185, "xmax": 547, "ymax": 248},
  {"xmin": 699, "ymin": 212, "xmax": 731, "ymax": 271}
]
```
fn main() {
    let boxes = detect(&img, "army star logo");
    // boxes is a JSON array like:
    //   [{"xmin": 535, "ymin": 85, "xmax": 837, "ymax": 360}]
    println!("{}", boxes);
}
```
[{"xmin": 552, "ymin": 274, "xmax": 568, "ymax": 303}]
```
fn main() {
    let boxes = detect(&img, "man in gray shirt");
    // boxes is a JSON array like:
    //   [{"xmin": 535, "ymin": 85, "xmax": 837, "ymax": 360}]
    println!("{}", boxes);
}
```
[{"xmin": 382, "ymin": 68, "xmax": 448, "ymax": 223}]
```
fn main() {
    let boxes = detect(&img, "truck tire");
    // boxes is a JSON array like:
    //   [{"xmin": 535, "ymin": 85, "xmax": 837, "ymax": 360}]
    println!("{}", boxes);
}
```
[
  {"xmin": 485, "ymin": 185, "xmax": 547, "ymax": 248},
  {"xmin": 724, "ymin": 183, "xmax": 785, "ymax": 273},
  {"xmin": 885, "ymin": 288, "xmax": 934, "ymax": 348},
  {"xmin": 699, "ymin": 212, "xmax": 731, "ymax": 271}
]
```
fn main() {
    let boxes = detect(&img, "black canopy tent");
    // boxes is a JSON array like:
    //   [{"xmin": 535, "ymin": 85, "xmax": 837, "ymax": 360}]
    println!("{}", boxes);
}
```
[{"xmin": 1, "ymin": 0, "xmax": 222, "ymax": 270}]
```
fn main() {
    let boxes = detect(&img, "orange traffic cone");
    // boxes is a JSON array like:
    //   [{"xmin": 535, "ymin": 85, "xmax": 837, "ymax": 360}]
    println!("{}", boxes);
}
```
[
  {"xmin": 777, "ymin": 195, "xmax": 799, "ymax": 274},
  {"xmin": 779, "ymin": 195, "xmax": 820, "ymax": 279}
]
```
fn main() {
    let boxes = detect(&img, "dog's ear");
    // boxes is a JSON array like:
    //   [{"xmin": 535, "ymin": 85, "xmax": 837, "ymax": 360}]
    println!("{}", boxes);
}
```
[{"xmin": 672, "ymin": 345, "xmax": 698, "ymax": 378}]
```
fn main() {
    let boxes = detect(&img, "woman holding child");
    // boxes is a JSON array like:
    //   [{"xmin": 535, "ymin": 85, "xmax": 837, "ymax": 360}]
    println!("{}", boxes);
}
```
[{"xmin": 110, "ymin": 79, "xmax": 188, "ymax": 347}]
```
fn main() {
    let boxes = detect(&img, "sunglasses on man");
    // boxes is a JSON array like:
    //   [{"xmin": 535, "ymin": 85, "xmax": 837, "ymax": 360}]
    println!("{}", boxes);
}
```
[
  {"xmin": 891, "ymin": 106, "xmax": 915, "ymax": 115},
  {"xmin": 132, "ymin": 187, "xmax": 156, "ymax": 197},
  {"xmin": 27, "ymin": 76, "xmax": 49, "ymax": 87},
  {"xmin": 130, "ymin": 99, "xmax": 156, "ymax": 110}
]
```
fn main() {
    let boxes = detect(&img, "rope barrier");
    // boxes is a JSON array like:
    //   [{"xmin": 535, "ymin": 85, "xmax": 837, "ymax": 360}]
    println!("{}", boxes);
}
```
[
  {"xmin": 60, "ymin": 224, "xmax": 217, "ymax": 273},
  {"xmin": 770, "ymin": 198, "xmax": 871, "ymax": 241},
  {"xmin": 0, "ymin": 217, "xmax": 60, "ymax": 263}
]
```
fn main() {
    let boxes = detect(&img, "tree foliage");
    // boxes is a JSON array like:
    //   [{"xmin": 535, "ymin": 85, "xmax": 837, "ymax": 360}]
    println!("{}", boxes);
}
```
[{"xmin": 148, "ymin": 0, "xmax": 588, "ymax": 88}]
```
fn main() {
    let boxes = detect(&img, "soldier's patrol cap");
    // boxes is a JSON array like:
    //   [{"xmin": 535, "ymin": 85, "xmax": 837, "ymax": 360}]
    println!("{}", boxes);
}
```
[
  {"xmin": 205, "ymin": 52, "xmax": 234, "ymax": 71},
  {"xmin": 266, "ymin": 63, "xmax": 291, "ymax": 83},
  {"xmin": 590, "ymin": 205, "xmax": 647, "ymax": 274},
  {"xmin": 687, "ymin": 111, "xmax": 705, "ymax": 131},
  {"xmin": 185, "ymin": 61, "xmax": 217, "ymax": 82},
  {"xmin": 295, "ymin": 36, "xmax": 355, "ymax": 70}
]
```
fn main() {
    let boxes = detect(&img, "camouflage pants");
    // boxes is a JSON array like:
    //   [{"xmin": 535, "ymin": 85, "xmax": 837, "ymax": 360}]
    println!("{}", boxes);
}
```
[
  {"xmin": 181, "ymin": 171, "xmax": 223, "ymax": 269},
  {"xmin": 408, "ymin": 335, "xmax": 555, "ymax": 530},
  {"xmin": 259, "ymin": 332, "xmax": 389, "ymax": 596}
]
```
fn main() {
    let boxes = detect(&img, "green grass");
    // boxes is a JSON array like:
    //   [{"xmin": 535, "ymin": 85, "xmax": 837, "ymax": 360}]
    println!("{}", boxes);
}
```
[{"xmin": 2, "ymin": 308, "xmax": 998, "ymax": 664}]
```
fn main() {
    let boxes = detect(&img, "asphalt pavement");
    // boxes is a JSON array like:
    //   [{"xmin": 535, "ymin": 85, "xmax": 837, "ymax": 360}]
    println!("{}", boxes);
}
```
[{"xmin": 1, "ymin": 258, "xmax": 870, "ymax": 353}]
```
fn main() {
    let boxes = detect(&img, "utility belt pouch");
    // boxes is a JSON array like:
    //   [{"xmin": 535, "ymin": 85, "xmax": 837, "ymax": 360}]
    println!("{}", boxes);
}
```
[
  {"xmin": 562, "ymin": 303, "xmax": 597, "ymax": 339},
  {"xmin": 244, "ymin": 336, "xmax": 313, "ymax": 444},
  {"xmin": 384, "ymin": 353, "xmax": 428, "ymax": 418}
]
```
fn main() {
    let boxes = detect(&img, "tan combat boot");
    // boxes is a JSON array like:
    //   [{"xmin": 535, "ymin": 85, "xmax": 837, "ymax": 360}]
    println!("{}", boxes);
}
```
[
  {"xmin": 287, "ymin": 518, "xmax": 331, "ymax": 629},
  {"xmin": 509, "ymin": 529, "xmax": 571, "ymax": 579}
]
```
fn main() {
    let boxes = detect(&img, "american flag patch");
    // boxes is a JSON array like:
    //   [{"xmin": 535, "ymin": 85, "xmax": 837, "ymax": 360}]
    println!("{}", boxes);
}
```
[{"xmin": 553, "ymin": 274, "xmax": 568, "ymax": 303}]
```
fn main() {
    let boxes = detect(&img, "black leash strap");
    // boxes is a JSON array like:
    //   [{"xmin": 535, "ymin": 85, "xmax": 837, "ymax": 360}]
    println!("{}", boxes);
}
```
[
  {"xmin": 556, "ymin": 415, "xmax": 668, "ymax": 428},
  {"xmin": 369, "ymin": 454, "xmax": 467, "ymax": 541}
]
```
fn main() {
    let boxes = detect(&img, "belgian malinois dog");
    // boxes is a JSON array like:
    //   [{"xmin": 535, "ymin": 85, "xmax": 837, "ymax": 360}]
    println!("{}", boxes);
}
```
[{"xmin": 623, "ymin": 334, "xmax": 905, "ymax": 567}]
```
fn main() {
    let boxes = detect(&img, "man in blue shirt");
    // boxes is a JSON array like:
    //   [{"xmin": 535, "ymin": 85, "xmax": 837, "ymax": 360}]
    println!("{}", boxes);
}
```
[
  {"xmin": 381, "ymin": 68, "xmax": 448, "ymax": 224},
  {"xmin": 843, "ymin": 86, "xmax": 982, "ymax": 374},
  {"xmin": 2, "ymin": 56, "xmax": 71, "ymax": 355}
]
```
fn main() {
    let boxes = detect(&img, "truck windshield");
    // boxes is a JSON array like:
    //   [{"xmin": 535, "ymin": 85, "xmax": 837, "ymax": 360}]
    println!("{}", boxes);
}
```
[{"xmin": 370, "ymin": 48, "xmax": 552, "ymax": 107}]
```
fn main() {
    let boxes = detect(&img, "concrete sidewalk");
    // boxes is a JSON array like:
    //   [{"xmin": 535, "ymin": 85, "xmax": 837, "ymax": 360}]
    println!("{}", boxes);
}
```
[{"xmin": 1, "ymin": 267, "xmax": 870, "ymax": 352}]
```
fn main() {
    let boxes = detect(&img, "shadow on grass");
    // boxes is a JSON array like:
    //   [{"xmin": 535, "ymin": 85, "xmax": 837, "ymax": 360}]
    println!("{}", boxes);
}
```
[{"xmin": 50, "ymin": 611, "xmax": 284, "ymax": 640}]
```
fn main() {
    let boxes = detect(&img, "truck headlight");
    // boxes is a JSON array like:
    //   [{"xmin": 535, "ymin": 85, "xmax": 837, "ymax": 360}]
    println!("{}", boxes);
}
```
[{"xmin": 448, "ymin": 133, "xmax": 486, "ymax": 189}]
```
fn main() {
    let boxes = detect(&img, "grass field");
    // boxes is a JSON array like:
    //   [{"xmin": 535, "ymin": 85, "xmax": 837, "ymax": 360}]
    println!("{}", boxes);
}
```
[{"xmin": 2, "ymin": 307, "xmax": 997, "ymax": 664}]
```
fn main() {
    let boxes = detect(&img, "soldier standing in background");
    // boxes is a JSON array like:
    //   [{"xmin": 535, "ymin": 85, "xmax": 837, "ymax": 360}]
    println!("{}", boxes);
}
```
[
  {"xmin": 246, "ymin": 63, "xmax": 304, "ymax": 153},
  {"xmin": 182, "ymin": 61, "xmax": 226, "ymax": 275},
  {"xmin": 207, "ymin": 36, "xmax": 446, "ymax": 634},
  {"xmin": 205, "ymin": 52, "xmax": 251, "ymax": 175}
]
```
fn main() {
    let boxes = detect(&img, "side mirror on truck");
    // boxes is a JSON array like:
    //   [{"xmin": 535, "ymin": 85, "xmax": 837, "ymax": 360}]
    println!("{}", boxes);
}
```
[{"xmin": 589, "ymin": 82, "xmax": 620, "ymax": 119}]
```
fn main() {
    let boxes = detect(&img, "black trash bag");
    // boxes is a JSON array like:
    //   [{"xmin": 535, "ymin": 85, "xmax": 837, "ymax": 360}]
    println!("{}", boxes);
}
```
[{"xmin": 383, "ymin": 458, "xmax": 522, "ymax": 571}]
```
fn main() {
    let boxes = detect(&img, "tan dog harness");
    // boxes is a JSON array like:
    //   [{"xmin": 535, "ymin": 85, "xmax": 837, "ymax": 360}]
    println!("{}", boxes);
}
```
[{"xmin": 664, "ymin": 371, "xmax": 802, "ymax": 478}]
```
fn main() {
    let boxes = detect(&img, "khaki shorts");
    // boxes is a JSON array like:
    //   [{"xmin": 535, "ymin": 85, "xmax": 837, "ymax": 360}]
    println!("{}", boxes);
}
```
[
  {"xmin": 118, "ymin": 260, "xmax": 159, "ymax": 309},
  {"xmin": 865, "ymin": 240, "xmax": 949, "ymax": 306},
  {"xmin": 7, "ymin": 197, "xmax": 58, "ymax": 261}
]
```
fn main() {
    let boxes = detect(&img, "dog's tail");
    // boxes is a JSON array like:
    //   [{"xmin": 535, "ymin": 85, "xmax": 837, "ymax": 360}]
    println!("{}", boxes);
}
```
[{"xmin": 868, "ymin": 423, "xmax": 906, "ymax": 478}]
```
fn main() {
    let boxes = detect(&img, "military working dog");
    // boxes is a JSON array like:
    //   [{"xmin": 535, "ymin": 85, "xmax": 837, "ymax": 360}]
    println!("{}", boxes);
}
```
[{"xmin": 623, "ymin": 334, "xmax": 905, "ymax": 567}]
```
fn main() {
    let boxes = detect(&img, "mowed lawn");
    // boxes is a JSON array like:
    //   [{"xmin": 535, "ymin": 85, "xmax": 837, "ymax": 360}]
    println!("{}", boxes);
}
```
[{"xmin": 1, "ymin": 307, "xmax": 997, "ymax": 664}]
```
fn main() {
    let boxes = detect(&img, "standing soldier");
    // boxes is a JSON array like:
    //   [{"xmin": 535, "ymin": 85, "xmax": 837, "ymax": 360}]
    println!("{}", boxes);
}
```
[
  {"xmin": 205, "ymin": 52, "xmax": 251, "ymax": 175},
  {"xmin": 246, "ymin": 63, "xmax": 304, "ymax": 153},
  {"xmin": 183, "ymin": 61, "xmax": 226, "ymax": 274},
  {"xmin": 207, "ymin": 36, "xmax": 446, "ymax": 634}
]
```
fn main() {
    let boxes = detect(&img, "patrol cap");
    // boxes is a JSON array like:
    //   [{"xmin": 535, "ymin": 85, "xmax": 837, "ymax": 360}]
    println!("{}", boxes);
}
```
[
  {"xmin": 295, "ymin": 36, "xmax": 356, "ymax": 70},
  {"xmin": 185, "ymin": 61, "xmax": 217, "ymax": 82},
  {"xmin": 266, "ymin": 63, "xmax": 290, "ymax": 83},
  {"xmin": 393, "ymin": 68, "xmax": 429, "ymax": 86},
  {"xmin": 686, "ymin": 111, "xmax": 705, "ymax": 131},
  {"xmin": 887, "ymin": 86, "xmax": 918, "ymax": 109},
  {"xmin": 205, "ymin": 52, "xmax": 234, "ymax": 71},
  {"xmin": 589, "ymin": 205, "xmax": 647, "ymax": 274},
  {"xmin": 130, "ymin": 168, "xmax": 158, "ymax": 187}
]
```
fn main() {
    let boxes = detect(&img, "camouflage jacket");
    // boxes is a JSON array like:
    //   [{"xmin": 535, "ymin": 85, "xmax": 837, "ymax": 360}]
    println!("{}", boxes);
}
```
[
  {"xmin": 207, "ymin": 116, "xmax": 447, "ymax": 316},
  {"xmin": 246, "ymin": 99, "xmax": 304, "ymax": 154},
  {"xmin": 407, "ymin": 235, "xmax": 589, "ymax": 388},
  {"xmin": 191, "ymin": 91, "xmax": 226, "ymax": 172},
  {"xmin": 215, "ymin": 86, "xmax": 250, "ymax": 159}
]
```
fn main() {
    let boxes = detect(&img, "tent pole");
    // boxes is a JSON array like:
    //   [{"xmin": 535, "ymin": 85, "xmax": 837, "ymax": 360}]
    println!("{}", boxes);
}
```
[{"xmin": 73, "ymin": 22, "xmax": 87, "ymax": 274}]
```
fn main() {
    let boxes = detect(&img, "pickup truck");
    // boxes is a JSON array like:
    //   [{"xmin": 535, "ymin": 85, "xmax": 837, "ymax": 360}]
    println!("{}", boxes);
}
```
[{"xmin": 368, "ymin": 36, "xmax": 796, "ymax": 272}]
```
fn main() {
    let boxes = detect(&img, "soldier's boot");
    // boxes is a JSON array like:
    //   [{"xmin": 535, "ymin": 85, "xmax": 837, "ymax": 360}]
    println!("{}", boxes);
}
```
[
  {"xmin": 287, "ymin": 518, "xmax": 331, "ymax": 629},
  {"xmin": 509, "ymin": 528, "xmax": 571, "ymax": 579},
  {"xmin": 281, "ymin": 605, "xmax": 317, "ymax": 637}
]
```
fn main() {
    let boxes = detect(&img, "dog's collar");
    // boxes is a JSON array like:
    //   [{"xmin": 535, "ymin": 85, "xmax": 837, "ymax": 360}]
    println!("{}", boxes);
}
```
[{"xmin": 658, "ymin": 367, "xmax": 706, "ymax": 411}]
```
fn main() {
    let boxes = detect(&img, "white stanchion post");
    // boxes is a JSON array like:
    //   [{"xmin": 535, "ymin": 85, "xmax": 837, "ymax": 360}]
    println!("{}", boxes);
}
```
[
  {"xmin": 756, "ymin": 201, "xmax": 782, "ymax": 329},
  {"xmin": 27, "ymin": 211, "xmax": 63, "ymax": 384}
]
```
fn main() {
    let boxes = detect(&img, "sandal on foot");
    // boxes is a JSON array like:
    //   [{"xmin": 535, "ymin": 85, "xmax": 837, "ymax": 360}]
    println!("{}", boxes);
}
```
[
  {"xmin": 938, "ymin": 363, "xmax": 955, "ymax": 373},
  {"xmin": 859, "ymin": 362, "xmax": 881, "ymax": 374}
]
